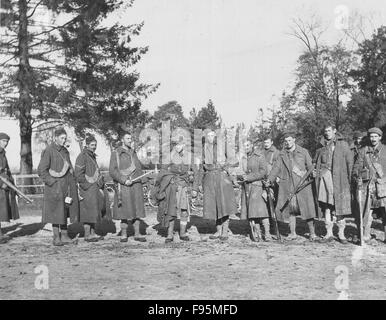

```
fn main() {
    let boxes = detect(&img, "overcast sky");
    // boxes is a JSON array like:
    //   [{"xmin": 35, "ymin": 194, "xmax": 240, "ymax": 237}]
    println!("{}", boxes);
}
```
[{"xmin": 118, "ymin": 0, "xmax": 385, "ymax": 127}]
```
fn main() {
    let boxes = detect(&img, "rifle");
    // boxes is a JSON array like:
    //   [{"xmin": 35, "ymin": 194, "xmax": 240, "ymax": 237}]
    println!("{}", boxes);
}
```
[
  {"xmin": 280, "ymin": 165, "xmax": 315, "ymax": 213},
  {"xmin": 239, "ymin": 178, "xmax": 259, "ymax": 241},
  {"xmin": 265, "ymin": 184, "xmax": 282, "ymax": 242},
  {"xmin": 0, "ymin": 175, "xmax": 33, "ymax": 204},
  {"xmin": 357, "ymin": 181, "xmax": 364, "ymax": 246}
]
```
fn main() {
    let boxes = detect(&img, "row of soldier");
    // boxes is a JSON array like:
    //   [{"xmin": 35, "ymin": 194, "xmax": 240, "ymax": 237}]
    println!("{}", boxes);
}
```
[{"xmin": 0, "ymin": 125, "xmax": 385, "ymax": 246}]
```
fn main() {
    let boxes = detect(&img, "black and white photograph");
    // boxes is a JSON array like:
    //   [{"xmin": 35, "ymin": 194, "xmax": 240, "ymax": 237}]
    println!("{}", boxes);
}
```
[{"xmin": 0, "ymin": 0, "xmax": 386, "ymax": 303}]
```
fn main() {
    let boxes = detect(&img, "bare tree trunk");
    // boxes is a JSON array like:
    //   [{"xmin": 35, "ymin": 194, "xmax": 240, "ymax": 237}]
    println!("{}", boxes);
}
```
[{"xmin": 17, "ymin": 0, "xmax": 34, "ymax": 193}]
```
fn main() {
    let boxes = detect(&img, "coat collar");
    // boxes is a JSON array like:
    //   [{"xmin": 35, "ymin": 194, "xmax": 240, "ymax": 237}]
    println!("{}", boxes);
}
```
[
  {"xmin": 116, "ymin": 146, "xmax": 133, "ymax": 156},
  {"xmin": 0, "ymin": 147, "xmax": 5, "ymax": 156},
  {"xmin": 319, "ymin": 132, "xmax": 344, "ymax": 147},
  {"xmin": 83, "ymin": 148, "xmax": 97, "ymax": 159},
  {"xmin": 265, "ymin": 145, "xmax": 277, "ymax": 153},
  {"xmin": 51, "ymin": 142, "xmax": 67, "ymax": 153}
]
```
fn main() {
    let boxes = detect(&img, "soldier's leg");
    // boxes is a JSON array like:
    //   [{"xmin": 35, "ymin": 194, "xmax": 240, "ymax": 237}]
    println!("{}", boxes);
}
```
[
  {"xmin": 337, "ymin": 216, "xmax": 348, "ymax": 244},
  {"xmin": 133, "ymin": 218, "xmax": 146, "ymax": 242},
  {"xmin": 250, "ymin": 219, "xmax": 262, "ymax": 241},
  {"xmin": 0, "ymin": 222, "xmax": 7, "ymax": 244},
  {"xmin": 363, "ymin": 210, "xmax": 373, "ymax": 242},
  {"xmin": 288, "ymin": 214, "xmax": 297, "ymax": 239},
  {"xmin": 324, "ymin": 207, "xmax": 334, "ymax": 239},
  {"xmin": 220, "ymin": 216, "xmax": 229, "ymax": 240},
  {"xmin": 261, "ymin": 217, "xmax": 272, "ymax": 241},
  {"xmin": 52, "ymin": 224, "xmax": 63, "ymax": 246},
  {"xmin": 179, "ymin": 210, "xmax": 189, "ymax": 241},
  {"xmin": 84, "ymin": 223, "xmax": 99, "ymax": 242},
  {"xmin": 166, "ymin": 219, "xmax": 175, "ymax": 243},
  {"xmin": 307, "ymin": 218, "xmax": 317, "ymax": 240},
  {"xmin": 60, "ymin": 224, "xmax": 72, "ymax": 244},
  {"xmin": 90, "ymin": 223, "xmax": 103, "ymax": 240},
  {"xmin": 120, "ymin": 219, "xmax": 128, "ymax": 242},
  {"xmin": 209, "ymin": 219, "xmax": 222, "ymax": 239}
]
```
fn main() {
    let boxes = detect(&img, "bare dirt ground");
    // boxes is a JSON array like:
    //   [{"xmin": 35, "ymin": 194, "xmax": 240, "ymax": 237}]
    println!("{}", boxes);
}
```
[{"xmin": 1, "ymin": 204, "xmax": 386, "ymax": 300}]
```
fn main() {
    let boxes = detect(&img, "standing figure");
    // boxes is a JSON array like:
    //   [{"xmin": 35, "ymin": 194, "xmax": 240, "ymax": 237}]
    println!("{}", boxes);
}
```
[
  {"xmin": 38, "ymin": 127, "xmax": 80, "ymax": 246},
  {"xmin": 75, "ymin": 135, "xmax": 106, "ymax": 242},
  {"xmin": 352, "ymin": 127, "xmax": 386, "ymax": 244},
  {"xmin": 266, "ymin": 131, "xmax": 318, "ymax": 241},
  {"xmin": 0, "ymin": 133, "xmax": 19, "ymax": 244},
  {"xmin": 313, "ymin": 125, "xmax": 353, "ymax": 244},
  {"xmin": 351, "ymin": 131, "xmax": 366, "ymax": 163},
  {"xmin": 240, "ymin": 140, "xmax": 271, "ymax": 241},
  {"xmin": 350, "ymin": 131, "xmax": 366, "ymax": 244},
  {"xmin": 154, "ymin": 141, "xmax": 197, "ymax": 243},
  {"xmin": 194, "ymin": 130, "xmax": 237, "ymax": 241},
  {"xmin": 263, "ymin": 136, "xmax": 280, "ymax": 174},
  {"xmin": 109, "ymin": 132, "xmax": 146, "ymax": 242}
]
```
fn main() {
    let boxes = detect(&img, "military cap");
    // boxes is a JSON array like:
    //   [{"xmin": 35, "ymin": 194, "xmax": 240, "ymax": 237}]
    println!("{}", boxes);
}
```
[
  {"xmin": 0, "ymin": 132, "xmax": 10, "ymax": 141},
  {"xmin": 353, "ymin": 131, "xmax": 366, "ymax": 139},
  {"xmin": 368, "ymin": 127, "xmax": 383, "ymax": 136}
]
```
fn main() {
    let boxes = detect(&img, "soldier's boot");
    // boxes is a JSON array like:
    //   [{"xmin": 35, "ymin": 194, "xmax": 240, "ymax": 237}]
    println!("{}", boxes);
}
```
[
  {"xmin": 287, "ymin": 215, "xmax": 298, "ymax": 240},
  {"xmin": 262, "ymin": 218, "xmax": 272, "ymax": 242},
  {"xmin": 179, "ymin": 221, "xmax": 190, "ymax": 241},
  {"xmin": 90, "ymin": 226, "xmax": 103, "ymax": 241},
  {"xmin": 60, "ymin": 227, "xmax": 72, "ymax": 245},
  {"xmin": 120, "ymin": 221, "xmax": 128, "ymax": 242},
  {"xmin": 165, "ymin": 220, "xmax": 174, "ymax": 243},
  {"xmin": 252, "ymin": 222, "xmax": 262, "ymax": 242},
  {"xmin": 220, "ymin": 218, "xmax": 229, "ymax": 241},
  {"xmin": 209, "ymin": 223, "xmax": 222, "ymax": 239},
  {"xmin": 84, "ymin": 224, "xmax": 98, "ymax": 242},
  {"xmin": 307, "ymin": 219, "xmax": 320, "ymax": 242},
  {"xmin": 337, "ymin": 219, "xmax": 348, "ymax": 244},
  {"xmin": 52, "ymin": 226, "xmax": 64, "ymax": 246},
  {"xmin": 133, "ymin": 219, "xmax": 146, "ymax": 242}
]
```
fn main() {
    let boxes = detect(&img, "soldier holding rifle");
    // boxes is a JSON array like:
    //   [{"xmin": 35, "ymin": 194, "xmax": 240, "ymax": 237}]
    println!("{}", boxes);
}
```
[
  {"xmin": 0, "ymin": 133, "xmax": 20, "ymax": 244},
  {"xmin": 239, "ymin": 140, "xmax": 271, "ymax": 242},
  {"xmin": 265, "ymin": 131, "xmax": 319, "ymax": 241},
  {"xmin": 352, "ymin": 127, "xmax": 386, "ymax": 245},
  {"xmin": 75, "ymin": 134, "xmax": 106, "ymax": 242},
  {"xmin": 109, "ymin": 131, "xmax": 147, "ymax": 242}
]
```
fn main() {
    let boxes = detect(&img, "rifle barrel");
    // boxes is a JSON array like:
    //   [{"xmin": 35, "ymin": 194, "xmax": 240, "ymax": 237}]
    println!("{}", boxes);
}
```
[{"xmin": 0, "ymin": 176, "xmax": 33, "ymax": 203}]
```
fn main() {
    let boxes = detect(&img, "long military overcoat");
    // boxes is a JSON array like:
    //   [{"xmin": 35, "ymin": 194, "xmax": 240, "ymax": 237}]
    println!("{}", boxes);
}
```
[
  {"xmin": 109, "ymin": 146, "xmax": 145, "ymax": 220},
  {"xmin": 0, "ymin": 147, "xmax": 19, "ymax": 222},
  {"xmin": 268, "ymin": 145, "xmax": 317, "ymax": 223},
  {"xmin": 314, "ymin": 134, "xmax": 353, "ymax": 216},
  {"xmin": 240, "ymin": 150, "xmax": 269, "ymax": 219},
  {"xmin": 37, "ymin": 143, "xmax": 80, "ymax": 224},
  {"xmin": 75, "ymin": 148, "xmax": 107, "ymax": 224}
]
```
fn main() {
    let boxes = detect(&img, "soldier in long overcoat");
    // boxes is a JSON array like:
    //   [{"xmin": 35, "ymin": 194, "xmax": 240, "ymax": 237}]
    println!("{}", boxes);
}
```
[
  {"xmin": 109, "ymin": 132, "xmax": 146, "ymax": 242},
  {"xmin": 266, "ymin": 131, "xmax": 319, "ymax": 241},
  {"xmin": 193, "ymin": 130, "xmax": 238, "ymax": 241},
  {"xmin": 0, "ymin": 133, "xmax": 19, "ymax": 244},
  {"xmin": 37, "ymin": 127, "xmax": 80, "ymax": 246},
  {"xmin": 75, "ymin": 135, "xmax": 107, "ymax": 242},
  {"xmin": 240, "ymin": 140, "xmax": 271, "ymax": 241},
  {"xmin": 352, "ymin": 127, "xmax": 386, "ymax": 244},
  {"xmin": 153, "ymin": 141, "xmax": 197, "ymax": 242},
  {"xmin": 313, "ymin": 125, "xmax": 353, "ymax": 244}
]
